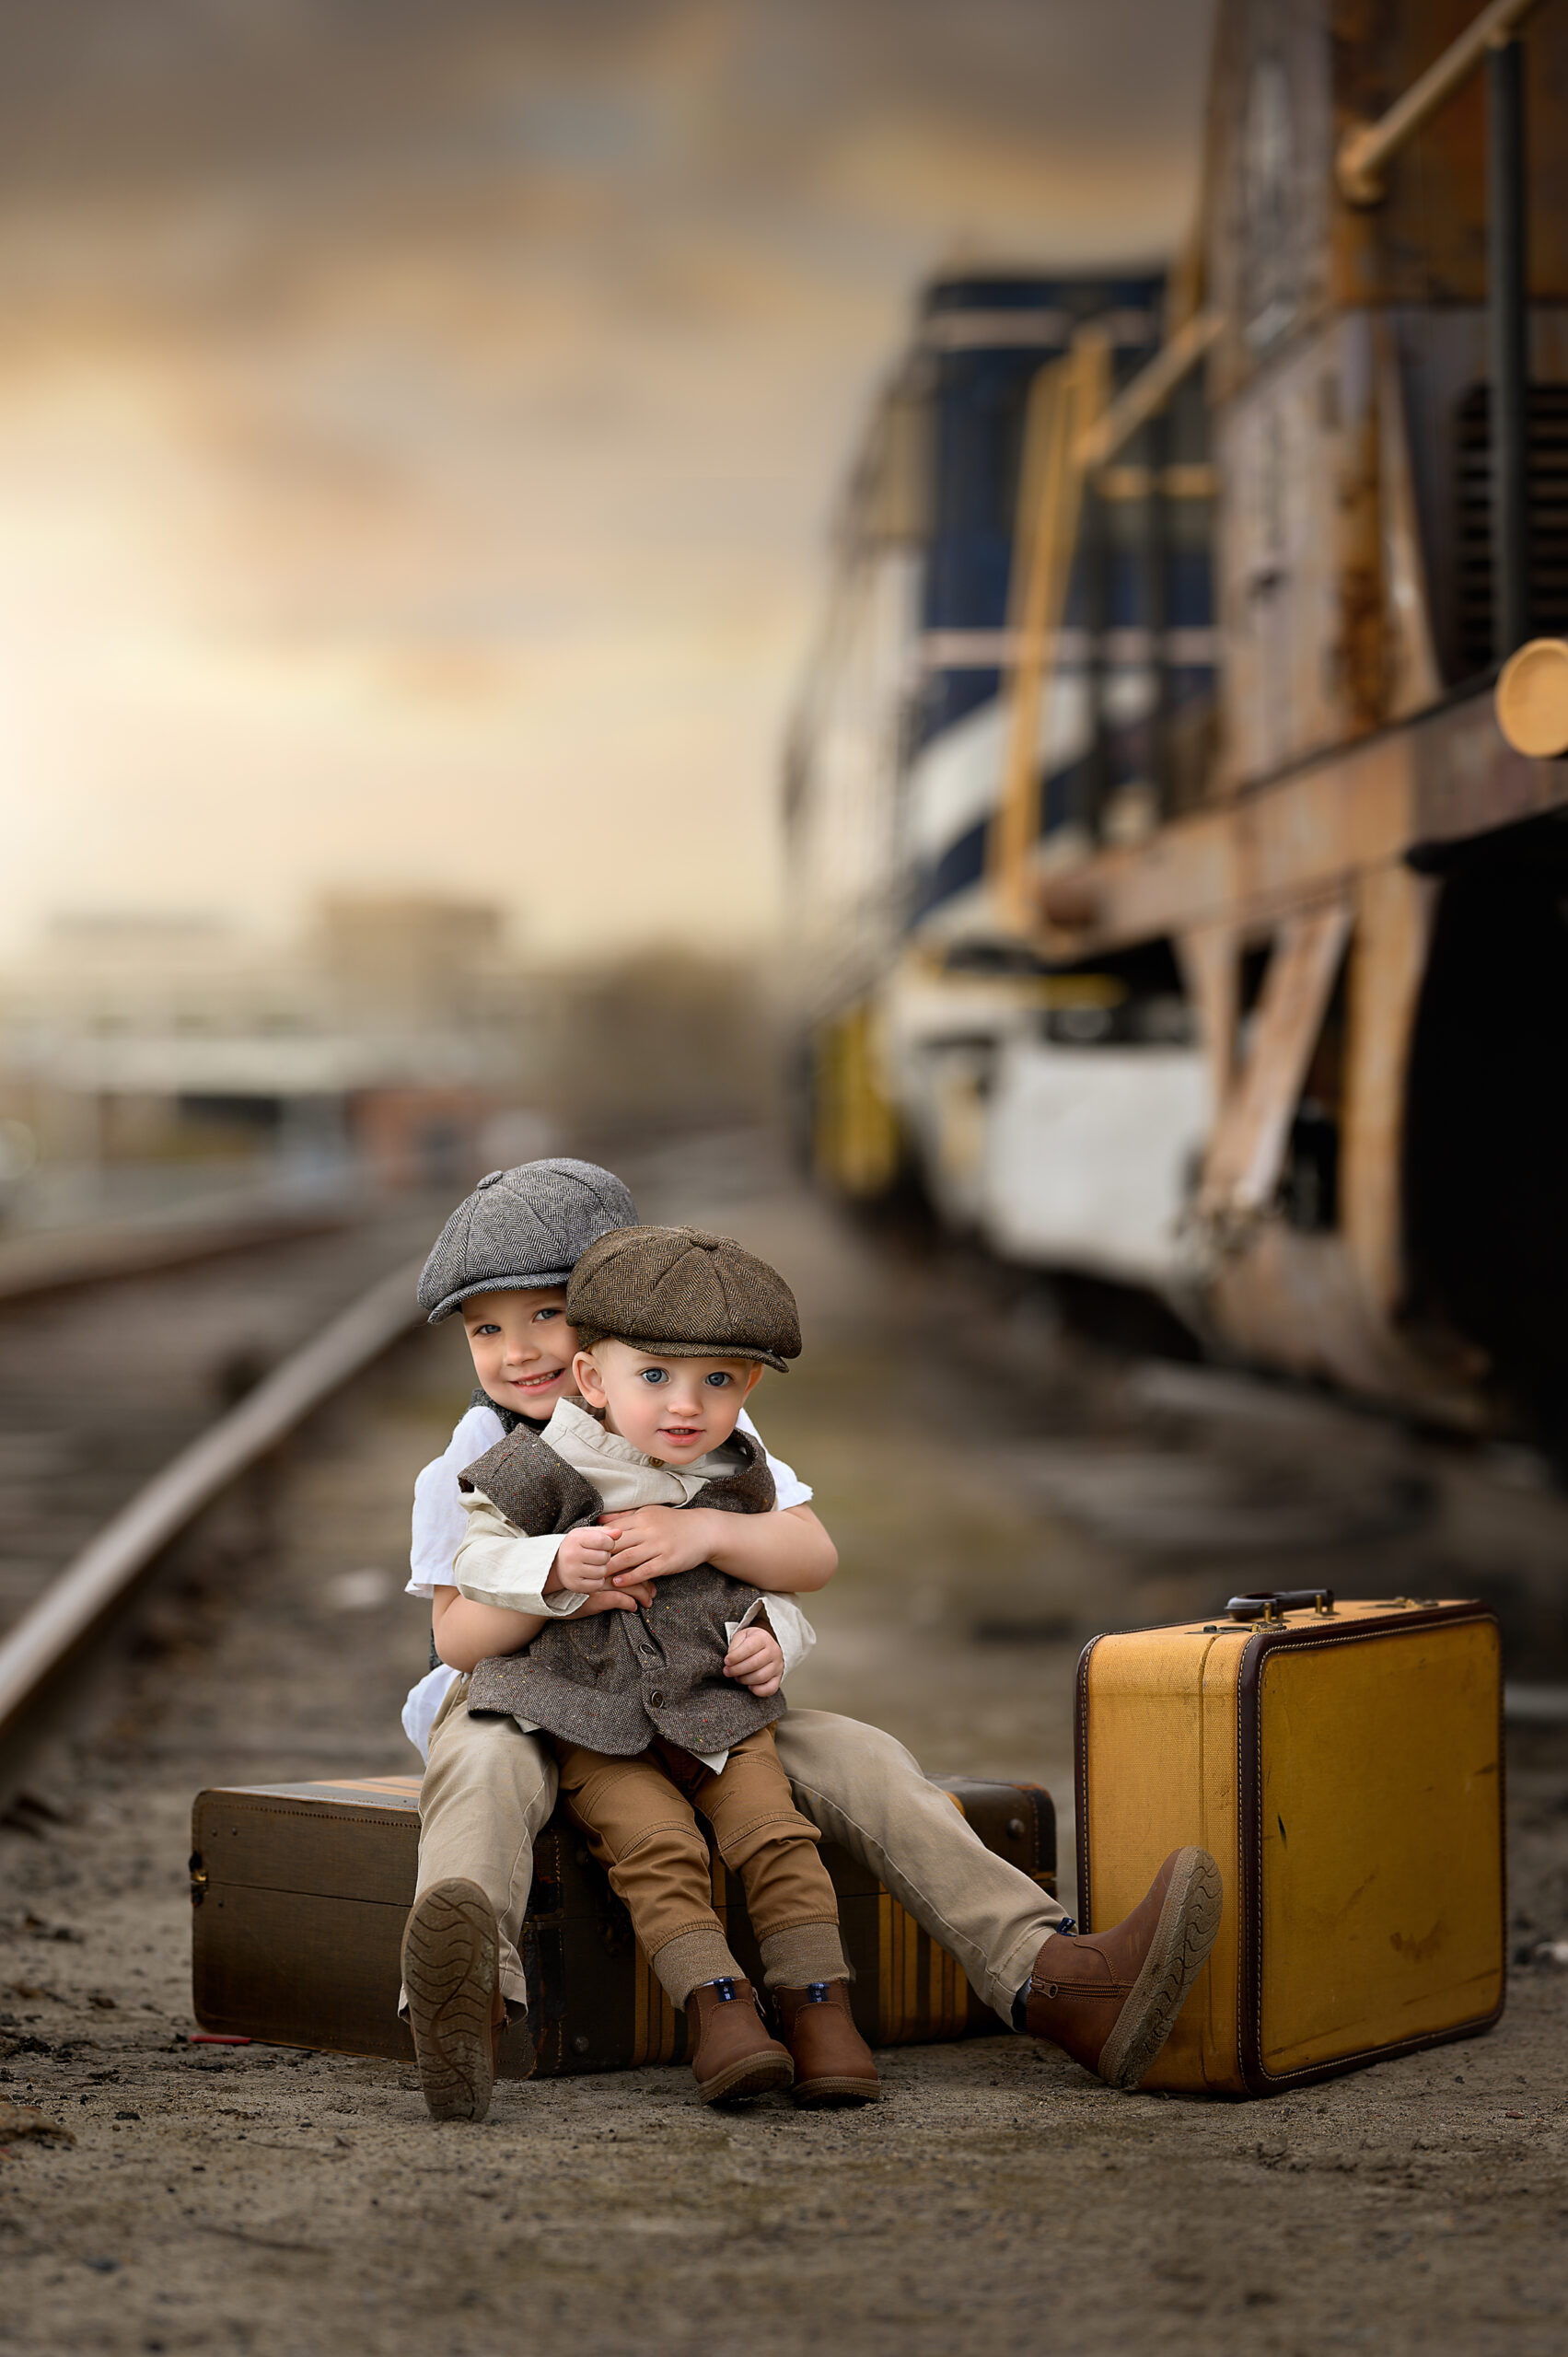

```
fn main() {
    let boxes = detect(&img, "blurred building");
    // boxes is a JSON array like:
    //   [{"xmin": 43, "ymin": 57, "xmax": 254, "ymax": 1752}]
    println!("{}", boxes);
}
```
[
  {"xmin": 0, "ymin": 900, "xmax": 557, "ymax": 1213},
  {"xmin": 0, "ymin": 898, "xmax": 778, "ymax": 1227}
]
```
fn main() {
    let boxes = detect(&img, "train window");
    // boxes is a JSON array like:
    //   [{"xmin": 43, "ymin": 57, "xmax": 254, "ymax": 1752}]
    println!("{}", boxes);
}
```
[
  {"xmin": 940, "ymin": 941, "xmax": 1049, "ymax": 977},
  {"xmin": 1039, "ymin": 937, "xmax": 1195, "ymax": 1049}
]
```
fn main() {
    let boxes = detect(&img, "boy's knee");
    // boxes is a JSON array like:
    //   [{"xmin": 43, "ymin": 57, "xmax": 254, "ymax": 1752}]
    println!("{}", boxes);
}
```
[
  {"xmin": 773, "ymin": 1708, "xmax": 921, "ymax": 1797},
  {"xmin": 612, "ymin": 1817, "xmax": 713, "ymax": 1878},
  {"xmin": 424, "ymin": 1713, "xmax": 556, "ymax": 1824},
  {"xmin": 711, "ymin": 1804, "xmax": 821, "ymax": 1875}
]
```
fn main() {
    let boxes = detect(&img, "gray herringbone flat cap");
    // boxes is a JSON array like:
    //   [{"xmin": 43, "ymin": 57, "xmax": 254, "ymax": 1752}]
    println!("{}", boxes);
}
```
[
  {"xmin": 418, "ymin": 1158, "xmax": 638, "ymax": 1323},
  {"xmin": 566, "ymin": 1225, "xmax": 801, "ymax": 1373}
]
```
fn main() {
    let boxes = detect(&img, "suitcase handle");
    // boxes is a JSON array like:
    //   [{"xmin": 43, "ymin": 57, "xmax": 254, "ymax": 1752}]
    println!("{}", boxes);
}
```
[{"xmin": 1224, "ymin": 1587, "xmax": 1335, "ymax": 1620}]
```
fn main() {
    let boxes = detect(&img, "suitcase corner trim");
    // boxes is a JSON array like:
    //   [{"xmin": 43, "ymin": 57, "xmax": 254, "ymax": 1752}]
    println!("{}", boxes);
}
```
[{"xmin": 1074, "ymin": 1632, "xmax": 1106, "ymax": 1933}]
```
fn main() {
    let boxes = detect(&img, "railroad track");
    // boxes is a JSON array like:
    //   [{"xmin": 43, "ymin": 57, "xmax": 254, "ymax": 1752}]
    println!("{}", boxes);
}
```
[
  {"xmin": 0, "ymin": 1207, "xmax": 444, "ymax": 1798},
  {"xmin": 0, "ymin": 1186, "xmax": 352, "ymax": 1308}
]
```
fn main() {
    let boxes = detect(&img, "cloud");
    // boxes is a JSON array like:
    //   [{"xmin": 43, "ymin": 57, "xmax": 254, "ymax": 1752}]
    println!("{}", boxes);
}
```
[{"xmin": 0, "ymin": 0, "xmax": 1215, "ymax": 959}]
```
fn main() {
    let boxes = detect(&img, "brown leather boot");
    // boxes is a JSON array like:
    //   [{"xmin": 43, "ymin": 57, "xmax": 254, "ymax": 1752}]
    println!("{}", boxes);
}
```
[
  {"xmin": 401, "ymin": 1878, "xmax": 506, "ymax": 2122},
  {"xmin": 774, "ymin": 1980, "xmax": 880, "ymax": 2107},
  {"xmin": 1025, "ymin": 1845, "xmax": 1222, "ymax": 2089},
  {"xmin": 685, "ymin": 1977, "xmax": 795, "ymax": 2104}
]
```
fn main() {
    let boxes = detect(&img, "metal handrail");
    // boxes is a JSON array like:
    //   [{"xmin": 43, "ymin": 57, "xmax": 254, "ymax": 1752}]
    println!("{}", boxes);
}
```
[
  {"xmin": 1074, "ymin": 309, "xmax": 1225, "ymax": 474},
  {"xmin": 1337, "ymin": 0, "xmax": 1549, "ymax": 205},
  {"xmin": 991, "ymin": 336, "xmax": 1109, "ymax": 933},
  {"xmin": 0, "ymin": 1256, "xmax": 424, "ymax": 1753},
  {"xmin": 991, "ymin": 308, "xmax": 1224, "ymax": 932}
]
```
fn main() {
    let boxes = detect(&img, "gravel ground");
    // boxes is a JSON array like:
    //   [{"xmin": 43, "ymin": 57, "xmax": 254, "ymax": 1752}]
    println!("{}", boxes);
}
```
[{"xmin": 4, "ymin": 1144, "xmax": 1567, "ymax": 2355}]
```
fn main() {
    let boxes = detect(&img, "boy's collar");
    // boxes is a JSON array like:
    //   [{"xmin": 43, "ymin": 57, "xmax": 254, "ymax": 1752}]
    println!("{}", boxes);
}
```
[{"xmin": 546, "ymin": 1396, "xmax": 652, "ymax": 1466}]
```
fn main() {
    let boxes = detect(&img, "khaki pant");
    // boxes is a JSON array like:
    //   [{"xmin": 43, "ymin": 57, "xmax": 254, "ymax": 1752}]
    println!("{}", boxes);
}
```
[
  {"xmin": 552, "ymin": 1726, "xmax": 846, "ymax": 2006},
  {"xmin": 414, "ymin": 1684, "xmax": 1068, "ymax": 2022}
]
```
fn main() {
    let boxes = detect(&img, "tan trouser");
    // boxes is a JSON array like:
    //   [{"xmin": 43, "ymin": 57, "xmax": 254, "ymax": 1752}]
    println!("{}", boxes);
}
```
[
  {"xmin": 552, "ymin": 1725, "xmax": 846, "ymax": 2007},
  {"xmin": 412, "ymin": 1686, "xmax": 1068, "ymax": 2020}
]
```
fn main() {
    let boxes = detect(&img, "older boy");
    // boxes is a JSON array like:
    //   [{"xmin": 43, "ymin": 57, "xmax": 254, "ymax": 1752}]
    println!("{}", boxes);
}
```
[{"xmin": 401, "ymin": 1159, "xmax": 1219, "ymax": 2121}]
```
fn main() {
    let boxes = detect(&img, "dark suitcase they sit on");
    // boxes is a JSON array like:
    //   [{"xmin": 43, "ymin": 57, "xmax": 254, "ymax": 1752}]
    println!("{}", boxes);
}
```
[{"xmin": 191, "ymin": 1773, "xmax": 1056, "ymax": 2075}]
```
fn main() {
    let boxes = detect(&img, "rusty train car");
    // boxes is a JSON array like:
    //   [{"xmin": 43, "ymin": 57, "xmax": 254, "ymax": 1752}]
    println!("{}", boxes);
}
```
[{"xmin": 784, "ymin": 0, "xmax": 1568, "ymax": 1445}]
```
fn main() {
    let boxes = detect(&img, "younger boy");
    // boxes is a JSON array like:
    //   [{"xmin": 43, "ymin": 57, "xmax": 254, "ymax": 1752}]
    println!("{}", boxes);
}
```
[{"xmin": 435, "ymin": 1223, "xmax": 879, "ymax": 2108}]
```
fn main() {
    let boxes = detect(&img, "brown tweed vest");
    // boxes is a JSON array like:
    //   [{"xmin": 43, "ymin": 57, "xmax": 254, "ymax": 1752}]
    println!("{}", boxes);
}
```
[{"xmin": 460, "ymin": 1422, "xmax": 784, "ymax": 1757}]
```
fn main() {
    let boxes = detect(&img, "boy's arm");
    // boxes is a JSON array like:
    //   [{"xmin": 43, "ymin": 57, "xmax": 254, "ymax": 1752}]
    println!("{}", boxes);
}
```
[
  {"xmin": 432, "ymin": 1585, "xmax": 547, "ymax": 1672},
  {"xmin": 606, "ymin": 1502, "xmax": 837, "ymax": 1592},
  {"xmin": 432, "ymin": 1574, "xmax": 656, "ymax": 1674}
]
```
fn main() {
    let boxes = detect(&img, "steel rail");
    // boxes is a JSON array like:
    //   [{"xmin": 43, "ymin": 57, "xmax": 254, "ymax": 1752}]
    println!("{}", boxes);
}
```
[
  {"xmin": 0, "ymin": 1201, "xmax": 350, "ymax": 1309},
  {"xmin": 0, "ymin": 1255, "xmax": 424, "ymax": 1758},
  {"xmin": 1336, "ymin": 0, "xmax": 1550, "ymax": 206}
]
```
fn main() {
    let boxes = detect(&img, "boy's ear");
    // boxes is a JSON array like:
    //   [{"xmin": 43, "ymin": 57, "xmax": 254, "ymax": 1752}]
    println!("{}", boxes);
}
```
[
  {"xmin": 574, "ymin": 1348, "xmax": 609, "ymax": 1408},
  {"xmin": 742, "ymin": 1364, "xmax": 763, "ymax": 1398}
]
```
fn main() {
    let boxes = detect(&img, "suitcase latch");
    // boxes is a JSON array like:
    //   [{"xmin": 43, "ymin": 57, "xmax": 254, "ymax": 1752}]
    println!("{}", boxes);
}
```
[
  {"xmin": 1224, "ymin": 1588, "xmax": 1335, "ymax": 1623},
  {"xmin": 188, "ymin": 1852, "xmax": 208, "ymax": 1908}
]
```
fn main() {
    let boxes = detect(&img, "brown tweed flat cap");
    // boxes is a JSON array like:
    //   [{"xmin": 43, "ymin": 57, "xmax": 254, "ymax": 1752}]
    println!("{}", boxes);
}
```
[{"xmin": 566, "ymin": 1225, "xmax": 801, "ymax": 1374}]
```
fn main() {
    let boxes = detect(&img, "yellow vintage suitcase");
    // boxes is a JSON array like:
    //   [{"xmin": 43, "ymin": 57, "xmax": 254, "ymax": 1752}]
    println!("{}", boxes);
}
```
[{"xmin": 1076, "ymin": 1591, "xmax": 1504, "ymax": 2096}]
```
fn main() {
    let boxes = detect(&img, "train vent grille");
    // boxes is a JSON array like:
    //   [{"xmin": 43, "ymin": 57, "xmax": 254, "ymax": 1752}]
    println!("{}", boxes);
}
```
[{"xmin": 1457, "ymin": 381, "xmax": 1568, "ymax": 676}]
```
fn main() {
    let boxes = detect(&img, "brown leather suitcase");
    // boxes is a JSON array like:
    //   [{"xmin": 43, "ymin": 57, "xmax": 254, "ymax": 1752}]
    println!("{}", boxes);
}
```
[{"xmin": 191, "ymin": 1771, "xmax": 1054, "ymax": 2075}]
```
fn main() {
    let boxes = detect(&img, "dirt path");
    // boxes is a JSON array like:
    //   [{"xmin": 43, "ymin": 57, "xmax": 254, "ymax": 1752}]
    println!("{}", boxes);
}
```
[{"xmin": 4, "ymin": 1150, "xmax": 1567, "ymax": 2354}]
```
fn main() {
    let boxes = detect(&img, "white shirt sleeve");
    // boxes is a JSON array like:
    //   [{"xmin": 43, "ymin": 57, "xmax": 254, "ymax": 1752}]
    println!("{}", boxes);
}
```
[
  {"xmin": 407, "ymin": 1403, "xmax": 506, "ymax": 1597},
  {"xmin": 405, "ymin": 1403, "xmax": 507, "ymax": 1760},
  {"xmin": 737, "ymin": 1408, "xmax": 813, "ymax": 1512},
  {"xmin": 402, "ymin": 1665, "xmax": 458, "ymax": 1761}
]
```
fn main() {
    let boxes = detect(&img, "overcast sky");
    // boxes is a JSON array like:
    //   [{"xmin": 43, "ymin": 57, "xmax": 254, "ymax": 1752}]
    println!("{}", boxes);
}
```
[{"xmin": 0, "ymin": 0, "xmax": 1216, "ymax": 965}]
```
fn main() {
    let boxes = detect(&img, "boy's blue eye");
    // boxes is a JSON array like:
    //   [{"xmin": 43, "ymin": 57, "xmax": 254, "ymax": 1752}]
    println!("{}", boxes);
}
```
[
  {"xmin": 637, "ymin": 1367, "xmax": 669, "ymax": 1386},
  {"xmin": 474, "ymin": 1324, "xmax": 501, "ymax": 1337},
  {"xmin": 703, "ymin": 1372, "xmax": 733, "ymax": 1388},
  {"xmin": 532, "ymin": 1307, "xmax": 560, "ymax": 1324}
]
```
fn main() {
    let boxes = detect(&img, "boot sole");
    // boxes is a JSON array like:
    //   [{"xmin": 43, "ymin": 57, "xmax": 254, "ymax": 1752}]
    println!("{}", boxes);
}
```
[
  {"xmin": 401, "ymin": 1878, "xmax": 498, "ymax": 2123},
  {"xmin": 1097, "ymin": 1844, "xmax": 1222, "ymax": 2091},
  {"xmin": 792, "ymin": 2074, "xmax": 881, "ymax": 2108},
  {"xmin": 696, "ymin": 2050, "xmax": 796, "ymax": 2105}
]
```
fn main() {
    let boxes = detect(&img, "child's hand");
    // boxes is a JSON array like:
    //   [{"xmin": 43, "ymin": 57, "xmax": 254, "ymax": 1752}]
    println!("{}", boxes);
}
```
[
  {"xmin": 552, "ymin": 1525, "xmax": 621, "ymax": 1594},
  {"xmin": 577, "ymin": 1580, "xmax": 655, "ymax": 1614},
  {"xmin": 724, "ymin": 1626, "xmax": 784, "ymax": 1697},
  {"xmin": 606, "ymin": 1506, "xmax": 714, "ymax": 1585}
]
